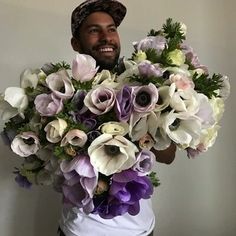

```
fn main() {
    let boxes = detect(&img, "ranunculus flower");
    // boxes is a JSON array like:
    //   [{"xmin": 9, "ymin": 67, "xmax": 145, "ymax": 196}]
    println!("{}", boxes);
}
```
[
  {"xmin": 133, "ymin": 150, "xmax": 155, "ymax": 176},
  {"xmin": 210, "ymin": 96, "xmax": 225, "ymax": 123},
  {"xmin": 99, "ymin": 121, "xmax": 129, "ymax": 136},
  {"xmin": 46, "ymin": 69, "xmax": 75, "ymax": 99},
  {"xmin": 11, "ymin": 132, "xmax": 40, "ymax": 157},
  {"xmin": 60, "ymin": 155, "xmax": 98, "ymax": 213},
  {"xmin": 92, "ymin": 70, "xmax": 118, "ymax": 88},
  {"xmin": 88, "ymin": 134, "xmax": 139, "ymax": 176},
  {"xmin": 34, "ymin": 93, "xmax": 63, "ymax": 116},
  {"xmin": 72, "ymin": 53, "xmax": 99, "ymax": 82},
  {"xmin": 0, "ymin": 87, "xmax": 28, "ymax": 120},
  {"xmin": 84, "ymin": 85, "xmax": 116, "ymax": 115},
  {"xmin": 132, "ymin": 50, "xmax": 147, "ymax": 63},
  {"xmin": 169, "ymin": 73, "xmax": 194, "ymax": 90},
  {"xmin": 133, "ymin": 83, "xmax": 159, "ymax": 113},
  {"xmin": 115, "ymin": 85, "xmax": 134, "ymax": 122},
  {"xmin": 167, "ymin": 49, "xmax": 186, "ymax": 66},
  {"xmin": 197, "ymin": 124, "xmax": 220, "ymax": 151},
  {"xmin": 139, "ymin": 133, "xmax": 155, "ymax": 150},
  {"xmin": 138, "ymin": 61, "xmax": 163, "ymax": 78},
  {"xmin": 61, "ymin": 129, "xmax": 87, "ymax": 147},
  {"xmin": 44, "ymin": 118, "xmax": 67, "ymax": 143}
]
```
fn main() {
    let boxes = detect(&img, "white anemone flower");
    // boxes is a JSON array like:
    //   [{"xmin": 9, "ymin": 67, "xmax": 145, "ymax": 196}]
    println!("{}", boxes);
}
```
[
  {"xmin": 61, "ymin": 129, "xmax": 87, "ymax": 147},
  {"xmin": 11, "ymin": 132, "xmax": 40, "ymax": 157},
  {"xmin": 20, "ymin": 68, "xmax": 42, "ymax": 89},
  {"xmin": 88, "ymin": 134, "xmax": 139, "ymax": 176},
  {"xmin": 169, "ymin": 83, "xmax": 199, "ymax": 115},
  {"xmin": 46, "ymin": 69, "xmax": 75, "ymax": 100},
  {"xmin": 161, "ymin": 110, "xmax": 202, "ymax": 148},
  {"xmin": 0, "ymin": 87, "xmax": 28, "ymax": 120},
  {"xmin": 129, "ymin": 111, "xmax": 159, "ymax": 142}
]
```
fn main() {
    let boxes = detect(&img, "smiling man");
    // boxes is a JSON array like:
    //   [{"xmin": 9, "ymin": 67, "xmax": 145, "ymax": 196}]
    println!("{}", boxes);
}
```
[{"xmin": 71, "ymin": 0, "xmax": 124, "ymax": 70}]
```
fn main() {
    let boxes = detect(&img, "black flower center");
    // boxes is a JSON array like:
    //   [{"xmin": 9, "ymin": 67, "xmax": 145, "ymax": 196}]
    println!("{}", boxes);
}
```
[
  {"xmin": 23, "ymin": 137, "xmax": 35, "ymax": 145},
  {"xmin": 169, "ymin": 118, "xmax": 181, "ymax": 131},
  {"xmin": 135, "ymin": 91, "xmax": 151, "ymax": 107},
  {"xmin": 104, "ymin": 145, "xmax": 120, "ymax": 156}
]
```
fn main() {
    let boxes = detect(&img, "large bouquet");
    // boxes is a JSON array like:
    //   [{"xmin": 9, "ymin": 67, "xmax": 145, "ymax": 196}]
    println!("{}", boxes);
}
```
[{"xmin": 0, "ymin": 19, "xmax": 230, "ymax": 219}]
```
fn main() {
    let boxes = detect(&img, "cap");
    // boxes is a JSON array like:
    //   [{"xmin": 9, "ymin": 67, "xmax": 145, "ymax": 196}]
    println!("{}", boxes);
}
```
[{"xmin": 71, "ymin": 0, "xmax": 126, "ymax": 36}]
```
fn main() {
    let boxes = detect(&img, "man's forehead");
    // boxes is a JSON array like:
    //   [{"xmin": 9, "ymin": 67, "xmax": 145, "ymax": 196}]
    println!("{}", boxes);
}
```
[{"xmin": 81, "ymin": 12, "xmax": 116, "ymax": 28}]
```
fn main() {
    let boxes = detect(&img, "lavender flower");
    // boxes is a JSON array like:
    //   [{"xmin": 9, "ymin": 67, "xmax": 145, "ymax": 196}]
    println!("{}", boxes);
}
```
[
  {"xmin": 138, "ymin": 61, "xmax": 163, "ymax": 78},
  {"xmin": 34, "ymin": 93, "xmax": 63, "ymax": 116},
  {"xmin": 115, "ymin": 85, "xmax": 134, "ymax": 122},
  {"xmin": 60, "ymin": 155, "xmax": 98, "ymax": 213},
  {"xmin": 133, "ymin": 83, "xmax": 159, "ymax": 113}
]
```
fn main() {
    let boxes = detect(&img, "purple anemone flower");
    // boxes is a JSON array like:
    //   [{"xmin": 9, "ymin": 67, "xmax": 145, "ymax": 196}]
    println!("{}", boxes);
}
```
[
  {"xmin": 115, "ymin": 85, "xmax": 134, "ymax": 122},
  {"xmin": 93, "ymin": 169, "xmax": 153, "ymax": 219},
  {"xmin": 60, "ymin": 155, "xmax": 98, "ymax": 214}
]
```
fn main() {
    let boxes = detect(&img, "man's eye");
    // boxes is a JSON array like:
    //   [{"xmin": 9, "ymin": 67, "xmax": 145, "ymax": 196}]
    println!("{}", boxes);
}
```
[
  {"xmin": 109, "ymin": 27, "xmax": 117, "ymax": 33},
  {"xmin": 89, "ymin": 28, "xmax": 99, "ymax": 33}
]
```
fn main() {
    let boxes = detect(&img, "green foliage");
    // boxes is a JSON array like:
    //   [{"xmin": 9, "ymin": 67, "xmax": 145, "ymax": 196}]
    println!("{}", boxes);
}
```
[
  {"xmin": 192, "ymin": 73, "xmax": 223, "ymax": 98},
  {"xmin": 145, "ymin": 48, "xmax": 160, "ymax": 63},
  {"xmin": 52, "ymin": 61, "xmax": 71, "ymax": 71},
  {"xmin": 149, "ymin": 172, "xmax": 160, "ymax": 187}
]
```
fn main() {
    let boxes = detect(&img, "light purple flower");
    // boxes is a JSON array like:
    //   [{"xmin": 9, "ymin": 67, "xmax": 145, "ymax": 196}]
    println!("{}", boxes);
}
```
[
  {"xmin": 115, "ymin": 85, "xmax": 134, "ymax": 122},
  {"xmin": 60, "ymin": 155, "xmax": 98, "ymax": 213},
  {"xmin": 72, "ymin": 53, "xmax": 99, "ymax": 82},
  {"xmin": 181, "ymin": 44, "xmax": 208, "ymax": 74},
  {"xmin": 46, "ymin": 69, "xmax": 75, "ymax": 99},
  {"xmin": 84, "ymin": 86, "xmax": 116, "ymax": 115},
  {"xmin": 133, "ymin": 150, "xmax": 155, "ymax": 176},
  {"xmin": 34, "ymin": 93, "xmax": 63, "ymax": 116},
  {"xmin": 133, "ymin": 36, "xmax": 167, "ymax": 55},
  {"xmin": 133, "ymin": 83, "xmax": 159, "ymax": 113},
  {"xmin": 138, "ymin": 61, "xmax": 163, "ymax": 78}
]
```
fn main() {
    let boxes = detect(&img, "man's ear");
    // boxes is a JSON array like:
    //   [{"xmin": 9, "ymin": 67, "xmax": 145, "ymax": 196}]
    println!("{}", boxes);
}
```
[{"xmin": 71, "ymin": 37, "xmax": 81, "ymax": 52}]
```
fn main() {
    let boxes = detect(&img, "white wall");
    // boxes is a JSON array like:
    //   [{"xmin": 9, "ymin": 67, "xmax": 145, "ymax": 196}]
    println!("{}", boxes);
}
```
[{"xmin": 0, "ymin": 0, "xmax": 235, "ymax": 235}]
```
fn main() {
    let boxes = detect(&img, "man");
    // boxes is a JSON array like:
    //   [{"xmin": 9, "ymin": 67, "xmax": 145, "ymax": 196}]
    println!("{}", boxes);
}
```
[{"xmin": 58, "ymin": 1, "xmax": 176, "ymax": 235}]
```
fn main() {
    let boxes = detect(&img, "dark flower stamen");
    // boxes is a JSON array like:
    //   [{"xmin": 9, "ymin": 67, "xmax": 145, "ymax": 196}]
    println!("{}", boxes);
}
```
[
  {"xmin": 23, "ymin": 137, "xmax": 35, "ymax": 145},
  {"xmin": 104, "ymin": 145, "xmax": 120, "ymax": 156},
  {"xmin": 169, "ymin": 118, "xmax": 180, "ymax": 131},
  {"xmin": 136, "ymin": 91, "xmax": 151, "ymax": 107}
]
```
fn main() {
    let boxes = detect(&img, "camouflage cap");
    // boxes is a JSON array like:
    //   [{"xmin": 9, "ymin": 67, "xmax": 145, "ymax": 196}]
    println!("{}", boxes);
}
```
[{"xmin": 71, "ymin": 0, "xmax": 126, "ymax": 36}]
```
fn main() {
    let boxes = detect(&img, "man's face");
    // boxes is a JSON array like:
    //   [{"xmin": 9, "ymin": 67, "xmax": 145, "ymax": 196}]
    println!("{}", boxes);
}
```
[{"xmin": 73, "ymin": 11, "xmax": 121, "ymax": 70}]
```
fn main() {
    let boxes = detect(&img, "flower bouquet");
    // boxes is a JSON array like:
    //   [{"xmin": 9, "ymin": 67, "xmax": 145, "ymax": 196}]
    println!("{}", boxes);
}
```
[{"xmin": 0, "ymin": 19, "xmax": 230, "ymax": 219}]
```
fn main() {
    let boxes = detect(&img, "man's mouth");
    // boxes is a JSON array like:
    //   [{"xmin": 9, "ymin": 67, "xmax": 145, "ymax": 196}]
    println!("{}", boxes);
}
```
[{"xmin": 99, "ymin": 47, "xmax": 114, "ymax": 52}]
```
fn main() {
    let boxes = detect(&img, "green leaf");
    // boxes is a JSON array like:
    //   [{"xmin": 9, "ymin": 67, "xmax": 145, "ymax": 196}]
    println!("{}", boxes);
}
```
[{"xmin": 149, "ymin": 172, "xmax": 161, "ymax": 187}]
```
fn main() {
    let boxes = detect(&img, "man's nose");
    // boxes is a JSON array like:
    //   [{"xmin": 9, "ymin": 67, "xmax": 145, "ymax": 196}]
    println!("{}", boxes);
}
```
[{"xmin": 99, "ymin": 30, "xmax": 111, "ymax": 42}]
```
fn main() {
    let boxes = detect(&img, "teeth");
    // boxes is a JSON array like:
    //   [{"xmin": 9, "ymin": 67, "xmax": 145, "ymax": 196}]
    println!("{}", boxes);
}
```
[{"xmin": 99, "ymin": 48, "xmax": 113, "ymax": 52}]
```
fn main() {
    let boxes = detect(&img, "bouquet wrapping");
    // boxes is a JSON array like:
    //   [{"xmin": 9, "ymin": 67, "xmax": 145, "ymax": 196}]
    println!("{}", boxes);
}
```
[{"xmin": 0, "ymin": 19, "xmax": 230, "ymax": 219}]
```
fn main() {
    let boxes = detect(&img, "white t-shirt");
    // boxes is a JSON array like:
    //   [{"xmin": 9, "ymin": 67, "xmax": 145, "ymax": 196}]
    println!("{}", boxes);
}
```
[{"xmin": 59, "ymin": 199, "xmax": 155, "ymax": 236}]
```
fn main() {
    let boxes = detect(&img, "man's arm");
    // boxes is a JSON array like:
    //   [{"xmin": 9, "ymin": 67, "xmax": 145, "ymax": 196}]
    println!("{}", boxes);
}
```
[{"xmin": 151, "ymin": 142, "xmax": 177, "ymax": 164}]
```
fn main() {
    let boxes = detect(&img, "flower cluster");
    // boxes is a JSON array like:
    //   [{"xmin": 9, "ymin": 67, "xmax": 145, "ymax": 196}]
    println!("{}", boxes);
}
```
[{"xmin": 0, "ymin": 19, "xmax": 230, "ymax": 219}]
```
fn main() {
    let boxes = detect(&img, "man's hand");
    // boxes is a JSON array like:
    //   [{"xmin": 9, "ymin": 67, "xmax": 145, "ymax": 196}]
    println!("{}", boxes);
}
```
[{"xmin": 151, "ymin": 143, "xmax": 177, "ymax": 164}]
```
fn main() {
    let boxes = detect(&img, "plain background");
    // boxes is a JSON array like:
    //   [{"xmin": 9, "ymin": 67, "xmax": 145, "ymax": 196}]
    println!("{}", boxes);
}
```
[{"xmin": 0, "ymin": 0, "xmax": 235, "ymax": 235}]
